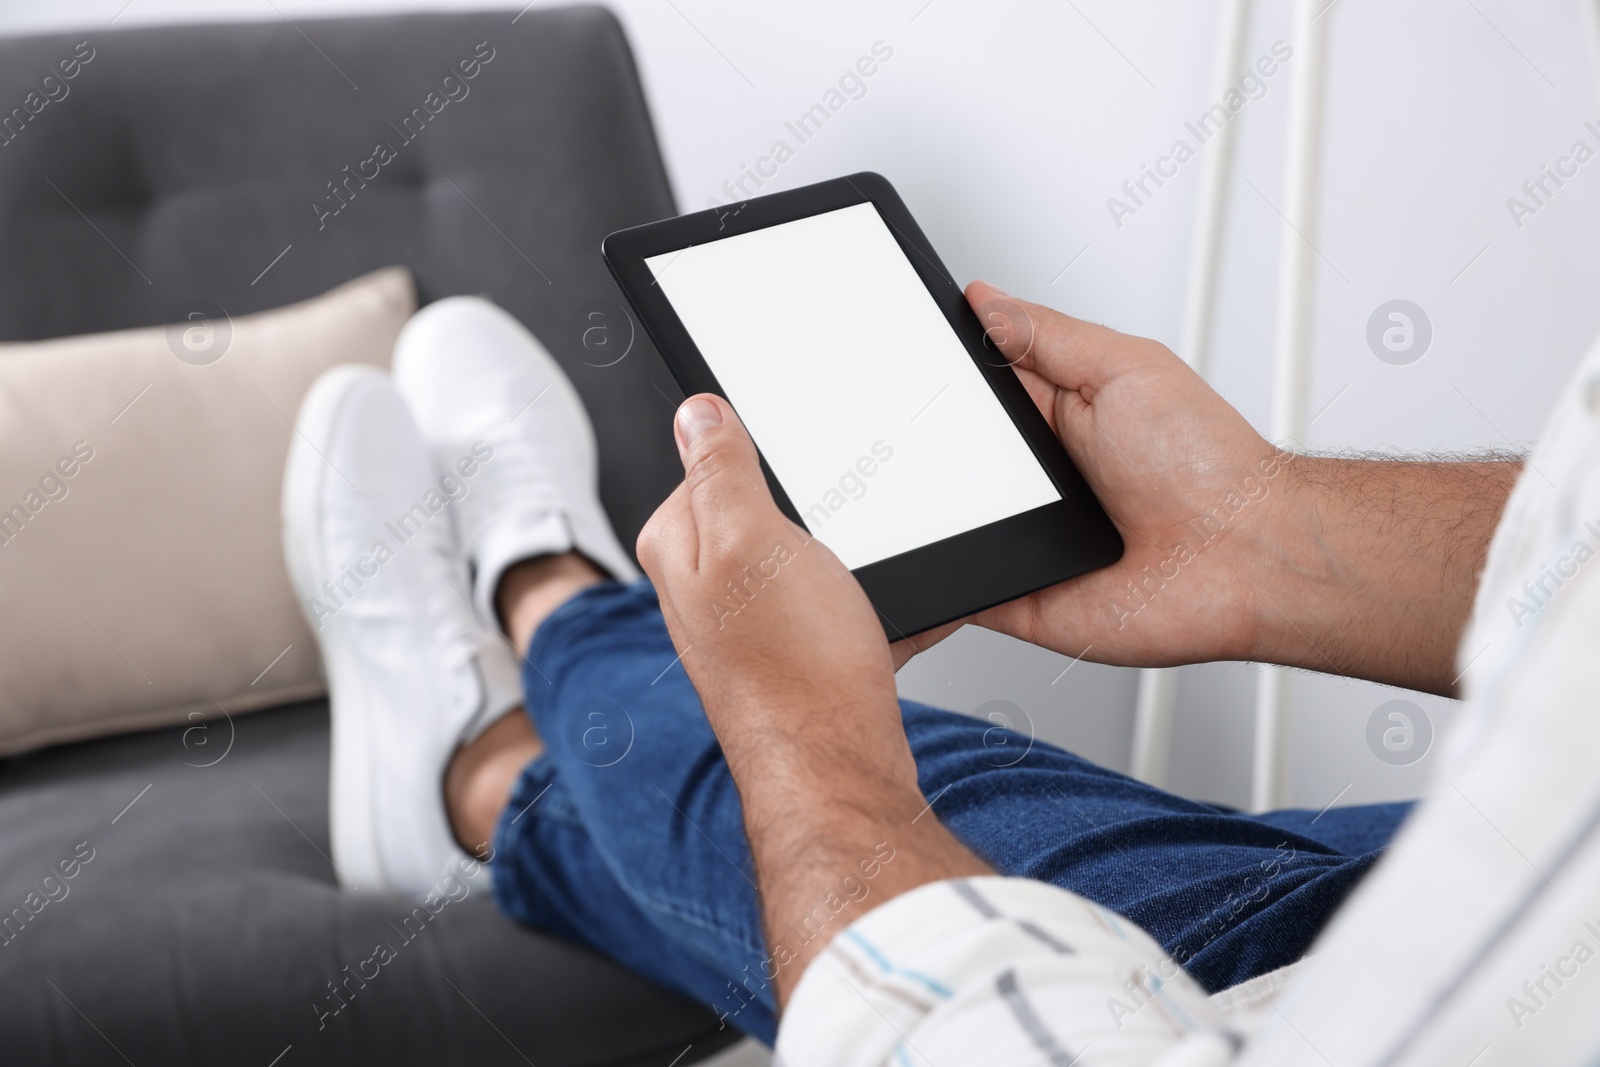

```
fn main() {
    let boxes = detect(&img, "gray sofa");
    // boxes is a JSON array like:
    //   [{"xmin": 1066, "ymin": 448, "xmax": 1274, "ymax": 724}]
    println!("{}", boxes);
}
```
[{"xmin": 0, "ymin": 9, "xmax": 742, "ymax": 1065}]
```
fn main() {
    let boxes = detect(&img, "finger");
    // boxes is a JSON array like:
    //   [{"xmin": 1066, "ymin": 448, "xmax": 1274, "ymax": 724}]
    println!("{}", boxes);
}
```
[
  {"xmin": 636, "ymin": 481, "xmax": 695, "ymax": 581},
  {"xmin": 673, "ymin": 394, "xmax": 783, "ymax": 564},
  {"xmin": 636, "ymin": 482, "xmax": 703, "ymax": 649},
  {"xmin": 965, "ymin": 280, "xmax": 1146, "ymax": 396},
  {"xmin": 889, "ymin": 618, "xmax": 966, "ymax": 671},
  {"xmin": 1012, "ymin": 365, "xmax": 1059, "ymax": 435}
]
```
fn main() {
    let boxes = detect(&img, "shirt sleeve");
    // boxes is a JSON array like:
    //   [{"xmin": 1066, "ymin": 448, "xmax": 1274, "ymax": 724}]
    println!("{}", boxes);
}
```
[{"xmin": 775, "ymin": 876, "xmax": 1245, "ymax": 1067}]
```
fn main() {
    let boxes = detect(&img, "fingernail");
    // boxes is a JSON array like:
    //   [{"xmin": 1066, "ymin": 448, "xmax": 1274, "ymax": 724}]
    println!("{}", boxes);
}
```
[{"xmin": 677, "ymin": 396, "xmax": 723, "ymax": 444}]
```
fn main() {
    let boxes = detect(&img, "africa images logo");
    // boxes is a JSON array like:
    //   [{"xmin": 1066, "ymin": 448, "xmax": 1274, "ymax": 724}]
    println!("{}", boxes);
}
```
[{"xmin": 1366, "ymin": 699, "xmax": 1432, "ymax": 767}]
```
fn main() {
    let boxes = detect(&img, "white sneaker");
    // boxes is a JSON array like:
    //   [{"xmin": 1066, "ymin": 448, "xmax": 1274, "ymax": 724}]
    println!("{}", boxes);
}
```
[
  {"xmin": 282, "ymin": 365, "xmax": 524, "ymax": 896},
  {"xmin": 391, "ymin": 296, "xmax": 639, "ymax": 625}
]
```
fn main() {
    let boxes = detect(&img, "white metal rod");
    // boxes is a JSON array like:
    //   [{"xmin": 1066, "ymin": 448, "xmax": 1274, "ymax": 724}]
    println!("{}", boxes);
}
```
[
  {"xmin": 1180, "ymin": 0, "xmax": 1253, "ymax": 379},
  {"xmin": 1584, "ymin": 1, "xmax": 1600, "ymax": 110},
  {"xmin": 1130, "ymin": 669, "xmax": 1179, "ymax": 783},
  {"xmin": 1130, "ymin": 0, "xmax": 1252, "ymax": 787},
  {"xmin": 1252, "ymin": 0, "xmax": 1329, "ymax": 812},
  {"xmin": 1252, "ymin": 667, "xmax": 1292, "ymax": 810}
]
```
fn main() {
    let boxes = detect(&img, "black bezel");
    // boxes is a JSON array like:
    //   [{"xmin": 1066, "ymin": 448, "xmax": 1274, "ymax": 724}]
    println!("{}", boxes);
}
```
[{"xmin": 603, "ymin": 172, "xmax": 1123, "ymax": 638}]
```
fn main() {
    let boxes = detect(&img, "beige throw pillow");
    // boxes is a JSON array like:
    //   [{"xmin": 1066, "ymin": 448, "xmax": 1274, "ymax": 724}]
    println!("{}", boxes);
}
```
[{"xmin": 0, "ymin": 268, "xmax": 415, "ymax": 756}]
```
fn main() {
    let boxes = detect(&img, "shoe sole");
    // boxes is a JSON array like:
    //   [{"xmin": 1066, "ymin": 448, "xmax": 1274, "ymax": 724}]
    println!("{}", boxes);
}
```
[{"xmin": 281, "ymin": 365, "xmax": 388, "ymax": 892}]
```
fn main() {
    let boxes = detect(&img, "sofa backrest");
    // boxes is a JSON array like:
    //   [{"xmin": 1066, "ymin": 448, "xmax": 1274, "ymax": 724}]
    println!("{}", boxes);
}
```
[{"xmin": 0, "ymin": 7, "xmax": 682, "ymax": 547}]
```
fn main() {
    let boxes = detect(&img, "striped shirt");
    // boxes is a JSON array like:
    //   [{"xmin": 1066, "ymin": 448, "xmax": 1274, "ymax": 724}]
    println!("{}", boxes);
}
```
[{"xmin": 777, "ymin": 336, "xmax": 1600, "ymax": 1067}]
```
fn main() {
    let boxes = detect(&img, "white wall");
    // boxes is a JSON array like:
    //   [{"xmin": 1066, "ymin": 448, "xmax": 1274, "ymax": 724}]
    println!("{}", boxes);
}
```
[{"xmin": 10, "ymin": 0, "xmax": 1600, "ymax": 810}]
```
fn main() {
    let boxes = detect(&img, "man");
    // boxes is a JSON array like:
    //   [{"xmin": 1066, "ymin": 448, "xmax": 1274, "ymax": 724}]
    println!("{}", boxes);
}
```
[{"xmin": 284, "ymin": 282, "xmax": 1596, "ymax": 1065}]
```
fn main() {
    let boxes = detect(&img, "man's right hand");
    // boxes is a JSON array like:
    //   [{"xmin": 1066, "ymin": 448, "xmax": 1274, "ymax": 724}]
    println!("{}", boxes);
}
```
[
  {"xmin": 947, "ymin": 281, "xmax": 1518, "ymax": 697},
  {"xmin": 956, "ymin": 281, "xmax": 1289, "ymax": 669}
]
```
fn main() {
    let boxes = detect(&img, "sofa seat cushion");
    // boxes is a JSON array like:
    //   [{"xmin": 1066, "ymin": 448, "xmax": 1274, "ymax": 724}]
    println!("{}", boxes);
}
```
[{"xmin": 0, "ymin": 701, "xmax": 737, "ymax": 1066}]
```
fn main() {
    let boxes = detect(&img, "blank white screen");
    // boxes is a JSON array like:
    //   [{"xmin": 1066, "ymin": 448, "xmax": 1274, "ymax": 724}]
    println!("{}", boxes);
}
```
[{"xmin": 646, "ymin": 202, "xmax": 1060, "ymax": 569}]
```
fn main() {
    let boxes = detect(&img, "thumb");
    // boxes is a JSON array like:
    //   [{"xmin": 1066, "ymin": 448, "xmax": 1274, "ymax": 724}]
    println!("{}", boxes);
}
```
[
  {"xmin": 673, "ymin": 394, "xmax": 781, "ymax": 543},
  {"xmin": 965, "ymin": 280, "xmax": 1142, "ymax": 395}
]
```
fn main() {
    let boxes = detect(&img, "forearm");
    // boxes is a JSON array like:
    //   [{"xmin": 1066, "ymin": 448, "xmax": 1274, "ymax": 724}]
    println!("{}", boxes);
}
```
[
  {"xmin": 1250, "ymin": 456, "xmax": 1520, "ymax": 696},
  {"xmin": 716, "ymin": 716, "xmax": 991, "ymax": 1011}
]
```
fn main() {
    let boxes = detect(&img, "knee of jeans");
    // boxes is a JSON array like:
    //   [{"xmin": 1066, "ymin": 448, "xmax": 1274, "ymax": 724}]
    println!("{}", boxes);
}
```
[{"xmin": 495, "ymin": 755, "xmax": 585, "ymax": 842}]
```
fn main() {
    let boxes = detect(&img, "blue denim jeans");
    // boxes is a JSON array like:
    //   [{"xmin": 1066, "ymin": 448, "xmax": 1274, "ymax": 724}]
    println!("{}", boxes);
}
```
[{"xmin": 491, "ymin": 581, "xmax": 1410, "ymax": 1046}]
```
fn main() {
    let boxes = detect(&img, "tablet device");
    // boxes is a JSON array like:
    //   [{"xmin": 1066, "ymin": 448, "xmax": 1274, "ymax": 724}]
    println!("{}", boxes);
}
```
[{"xmin": 603, "ymin": 172, "xmax": 1123, "ymax": 638}]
